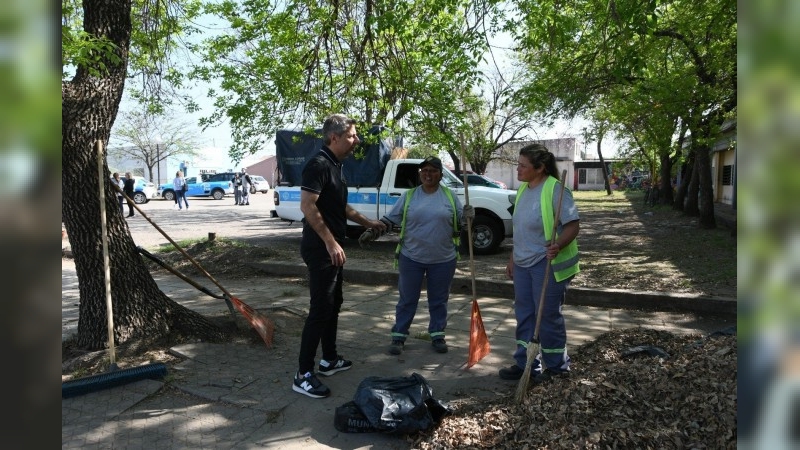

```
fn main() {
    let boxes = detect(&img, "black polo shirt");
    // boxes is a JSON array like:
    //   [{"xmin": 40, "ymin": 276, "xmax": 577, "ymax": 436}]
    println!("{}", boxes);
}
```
[{"xmin": 300, "ymin": 146, "xmax": 348, "ymax": 248}]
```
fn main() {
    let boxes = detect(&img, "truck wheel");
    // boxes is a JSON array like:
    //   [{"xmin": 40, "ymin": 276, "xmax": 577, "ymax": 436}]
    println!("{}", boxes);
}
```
[
  {"xmin": 211, "ymin": 189, "xmax": 225, "ymax": 200},
  {"xmin": 465, "ymin": 215, "xmax": 503, "ymax": 255}
]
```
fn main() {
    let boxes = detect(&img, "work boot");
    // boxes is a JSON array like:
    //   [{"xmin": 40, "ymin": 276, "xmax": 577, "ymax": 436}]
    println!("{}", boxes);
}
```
[
  {"xmin": 431, "ymin": 339, "xmax": 448, "ymax": 354},
  {"xmin": 388, "ymin": 340, "xmax": 404, "ymax": 355}
]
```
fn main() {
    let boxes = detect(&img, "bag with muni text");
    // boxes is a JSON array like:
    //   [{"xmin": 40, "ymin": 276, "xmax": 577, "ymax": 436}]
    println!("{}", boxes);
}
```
[{"xmin": 349, "ymin": 372, "xmax": 451, "ymax": 434}]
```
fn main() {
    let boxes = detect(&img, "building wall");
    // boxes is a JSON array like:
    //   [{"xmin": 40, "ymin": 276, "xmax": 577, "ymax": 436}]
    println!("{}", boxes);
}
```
[
  {"xmin": 107, "ymin": 148, "xmax": 166, "ymax": 184},
  {"xmin": 710, "ymin": 120, "xmax": 736, "ymax": 206},
  {"xmin": 483, "ymin": 138, "xmax": 578, "ymax": 190},
  {"xmin": 712, "ymin": 147, "xmax": 736, "ymax": 205},
  {"xmin": 245, "ymin": 156, "xmax": 278, "ymax": 187}
]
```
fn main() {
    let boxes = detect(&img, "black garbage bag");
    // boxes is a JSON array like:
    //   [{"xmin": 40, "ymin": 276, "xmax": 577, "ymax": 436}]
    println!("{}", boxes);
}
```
[
  {"xmin": 334, "ymin": 401, "xmax": 377, "ymax": 433},
  {"xmin": 348, "ymin": 372, "xmax": 451, "ymax": 434}
]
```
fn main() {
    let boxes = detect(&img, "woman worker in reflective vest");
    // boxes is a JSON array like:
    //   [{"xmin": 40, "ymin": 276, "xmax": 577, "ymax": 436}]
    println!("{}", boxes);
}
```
[{"xmin": 499, "ymin": 143, "xmax": 580, "ymax": 385}]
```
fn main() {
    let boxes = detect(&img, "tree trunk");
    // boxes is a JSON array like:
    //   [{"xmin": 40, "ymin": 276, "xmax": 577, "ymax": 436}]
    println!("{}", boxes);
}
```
[
  {"xmin": 685, "ymin": 119, "xmax": 717, "ymax": 228},
  {"xmin": 684, "ymin": 153, "xmax": 701, "ymax": 216},
  {"xmin": 62, "ymin": 0, "xmax": 225, "ymax": 350},
  {"xmin": 596, "ymin": 138, "xmax": 612, "ymax": 195},
  {"xmin": 658, "ymin": 152, "xmax": 674, "ymax": 206},
  {"xmin": 673, "ymin": 150, "xmax": 693, "ymax": 212},
  {"xmin": 695, "ymin": 141, "xmax": 717, "ymax": 229}
]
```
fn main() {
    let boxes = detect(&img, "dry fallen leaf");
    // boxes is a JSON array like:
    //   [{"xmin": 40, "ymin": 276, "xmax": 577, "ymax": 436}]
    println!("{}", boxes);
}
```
[{"xmin": 411, "ymin": 328, "xmax": 737, "ymax": 450}]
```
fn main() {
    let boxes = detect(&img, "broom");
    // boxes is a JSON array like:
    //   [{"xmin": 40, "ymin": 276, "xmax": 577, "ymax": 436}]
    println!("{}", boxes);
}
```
[
  {"xmin": 112, "ymin": 183, "xmax": 276, "ymax": 348},
  {"xmin": 514, "ymin": 169, "xmax": 567, "ymax": 403},
  {"xmin": 458, "ymin": 137, "xmax": 490, "ymax": 368}
]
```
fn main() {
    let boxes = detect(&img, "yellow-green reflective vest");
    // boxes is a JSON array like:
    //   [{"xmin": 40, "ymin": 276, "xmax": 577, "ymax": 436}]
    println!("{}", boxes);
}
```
[{"xmin": 514, "ymin": 176, "xmax": 580, "ymax": 282}]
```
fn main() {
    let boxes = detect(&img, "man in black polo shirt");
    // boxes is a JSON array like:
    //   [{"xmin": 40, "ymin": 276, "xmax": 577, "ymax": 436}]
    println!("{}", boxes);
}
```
[{"xmin": 292, "ymin": 114, "xmax": 387, "ymax": 399}]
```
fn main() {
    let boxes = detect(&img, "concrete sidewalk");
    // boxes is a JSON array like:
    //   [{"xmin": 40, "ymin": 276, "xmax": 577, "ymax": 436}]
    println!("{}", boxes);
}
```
[{"xmin": 61, "ymin": 258, "xmax": 735, "ymax": 449}]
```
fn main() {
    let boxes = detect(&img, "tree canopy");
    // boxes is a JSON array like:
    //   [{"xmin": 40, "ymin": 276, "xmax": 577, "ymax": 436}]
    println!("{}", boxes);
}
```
[
  {"xmin": 507, "ymin": 0, "xmax": 736, "ymax": 224},
  {"xmin": 190, "ymin": 0, "xmax": 504, "ymax": 161},
  {"xmin": 110, "ymin": 106, "xmax": 202, "ymax": 182}
]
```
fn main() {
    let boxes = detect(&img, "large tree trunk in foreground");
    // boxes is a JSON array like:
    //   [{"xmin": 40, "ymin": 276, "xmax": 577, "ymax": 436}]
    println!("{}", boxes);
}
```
[{"xmin": 62, "ymin": 0, "xmax": 224, "ymax": 350}]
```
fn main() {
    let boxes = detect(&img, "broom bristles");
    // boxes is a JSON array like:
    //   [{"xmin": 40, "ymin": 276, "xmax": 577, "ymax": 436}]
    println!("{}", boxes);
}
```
[{"xmin": 514, "ymin": 340, "xmax": 538, "ymax": 402}]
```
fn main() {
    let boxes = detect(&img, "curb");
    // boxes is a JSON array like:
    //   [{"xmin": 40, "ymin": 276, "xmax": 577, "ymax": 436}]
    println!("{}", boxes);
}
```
[{"xmin": 249, "ymin": 262, "xmax": 737, "ymax": 317}]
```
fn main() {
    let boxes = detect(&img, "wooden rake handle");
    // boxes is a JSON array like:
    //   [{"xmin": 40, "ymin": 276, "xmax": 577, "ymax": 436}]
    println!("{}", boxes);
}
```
[
  {"xmin": 531, "ymin": 169, "xmax": 567, "ymax": 344},
  {"xmin": 111, "ymin": 183, "xmax": 232, "ymax": 298}
]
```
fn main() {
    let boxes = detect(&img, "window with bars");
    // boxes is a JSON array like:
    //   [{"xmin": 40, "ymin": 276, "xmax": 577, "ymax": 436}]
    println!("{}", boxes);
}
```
[{"xmin": 722, "ymin": 165, "xmax": 733, "ymax": 185}]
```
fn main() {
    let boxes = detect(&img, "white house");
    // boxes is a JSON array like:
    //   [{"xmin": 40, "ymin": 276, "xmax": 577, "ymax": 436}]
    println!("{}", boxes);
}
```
[{"xmin": 482, "ymin": 138, "xmax": 579, "ymax": 190}]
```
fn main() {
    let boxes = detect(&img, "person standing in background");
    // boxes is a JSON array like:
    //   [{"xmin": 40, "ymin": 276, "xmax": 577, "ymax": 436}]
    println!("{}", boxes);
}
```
[
  {"xmin": 240, "ymin": 168, "xmax": 252, "ymax": 206},
  {"xmin": 232, "ymin": 172, "xmax": 242, "ymax": 205},
  {"xmin": 123, "ymin": 172, "xmax": 136, "ymax": 217},
  {"xmin": 112, "ymin": 172, "xmax": 124, "ymax": 215},
  {"xmin": 177, "ymin": 161, "xmax": 189, "ymax": 210},
  {"xmin": 499, "ymin": 143, "xmax": 580, "ymax": 385},
  {"xmin": 173, "ymin": 171, "xmax": 189, "ymax": 210},
  {"xmin": 291, "ymin": 113, "xmax": 386, "ymax": 398}
]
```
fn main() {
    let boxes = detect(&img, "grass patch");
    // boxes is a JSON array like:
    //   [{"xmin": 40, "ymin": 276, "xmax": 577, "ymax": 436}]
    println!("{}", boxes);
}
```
[
  {"xmin": 572, "ymin": 190, "xmax": 640, "ymax": 212},
  {"xmin": 152, "ymin": 237, "xmax": 249, "ymax": 254}
]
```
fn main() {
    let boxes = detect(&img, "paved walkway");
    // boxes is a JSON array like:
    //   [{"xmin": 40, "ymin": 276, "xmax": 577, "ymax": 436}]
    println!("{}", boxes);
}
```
[{"xmin": 61, "ymin": 255, "xmax": 735, "ymax": 449}]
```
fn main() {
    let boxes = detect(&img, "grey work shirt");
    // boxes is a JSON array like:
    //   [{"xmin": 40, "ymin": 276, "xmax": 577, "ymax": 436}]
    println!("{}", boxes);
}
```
[{"xmin": 384, "ymin": 186, "xmax": 463, "ymax": 264}]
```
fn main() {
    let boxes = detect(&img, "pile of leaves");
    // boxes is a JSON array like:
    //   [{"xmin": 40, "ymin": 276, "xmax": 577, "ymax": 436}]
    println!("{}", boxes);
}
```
[{"xmin": 411, "ymin": 328, "xmax": 737, "ymax": 449}]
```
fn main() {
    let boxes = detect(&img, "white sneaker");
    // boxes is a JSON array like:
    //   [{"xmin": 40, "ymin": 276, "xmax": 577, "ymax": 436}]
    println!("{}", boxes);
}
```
[{"xmin": 292, "ymin": 371, "xmax": 330, "ymax": 398}]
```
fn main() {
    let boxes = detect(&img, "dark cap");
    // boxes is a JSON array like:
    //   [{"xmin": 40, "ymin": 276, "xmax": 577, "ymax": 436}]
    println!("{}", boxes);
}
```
[{"xmin": 419, "ymin": 156, "xmax": 443, "ymax": 171}]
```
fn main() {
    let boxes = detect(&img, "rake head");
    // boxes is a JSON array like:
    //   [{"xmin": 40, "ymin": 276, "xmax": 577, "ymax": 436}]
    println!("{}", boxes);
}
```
[{"xmin": 229, "ymin": 295, "xmax": 275, "ymax": 348}]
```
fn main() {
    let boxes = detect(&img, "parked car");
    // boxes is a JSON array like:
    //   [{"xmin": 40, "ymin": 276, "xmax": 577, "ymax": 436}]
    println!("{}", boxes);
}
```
[
  {"xmin": 459, "ymin": 173, "xmax": 507, "ymax": 190},
  {"xmin": 157, "ymin": 173, "xmax": 234, "ymax": 201},
  {"xmin": 485, "ymin": 176, "xmax": 507, "ymax": 189},
  {"xmin": 121, "ymin": 175, "xmax": 158, "ymax": 204},
  {"xmin": 249, "ymin": 175, "xmax": 270, "ymax": 193}
]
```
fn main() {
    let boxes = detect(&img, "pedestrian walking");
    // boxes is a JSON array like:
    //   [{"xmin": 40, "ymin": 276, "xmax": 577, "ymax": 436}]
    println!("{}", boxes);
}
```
[
  {"xmin": 173, "ymin": 171, "xmax": 189, "ymax": 210},
  {"xmin": 240, "ymin": 168, "xmax": 252, "ymax": 205},
  {"xmin": 291, "ymin": 113, "xmax": 386, "ymax": 399},
  {"xmin": 499, "ymin": 143, "xmax": 580, "ymax": 385}
]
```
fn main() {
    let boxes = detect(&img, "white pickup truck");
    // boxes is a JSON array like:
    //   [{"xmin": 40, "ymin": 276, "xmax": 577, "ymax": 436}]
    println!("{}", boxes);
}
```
[{"xmin": 272, "ymin": 158, "xmax": 516, "ymax": 255}]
